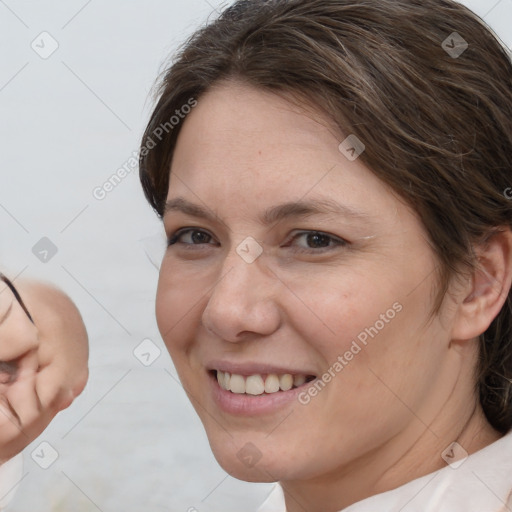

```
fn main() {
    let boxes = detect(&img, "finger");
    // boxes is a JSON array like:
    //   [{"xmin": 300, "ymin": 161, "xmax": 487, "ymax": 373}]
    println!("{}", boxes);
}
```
[
  {"xmin": 12, "ymin": 280, "xmax": 89, "ymax": 412},
  {"xmin": 0, "ymin": 348, "xmax": 39, "ymax": 386},
  {"xmin": 34, "ymin": 363, "xmax": 77, "ymax": 413},
  {"xmin": 34, "ymin": 339, "xmax": 89, "ymax": 412},
  {"xmin": 0, "ymin": 395, "xmax": 22, "ymax": 433},
  {"xmin": 0, "ymin": 389, "xmax": 50, "ymax": 463},
  {"xmin": 0, "ymin": 350, "xmax": 38, "ymax": 394},
  {"xmin": 0, "ymin": 398, "xmax": 27, "ymax": 462},
  {"xmin": 0, "ymin": 357, "xmax": 57, "ymax": 460},
  {"xmin": 5, "ymin": 365, "xmax": 44, "ymax": 434},
  {"xmin": 15, "ymin": 347, "xmax": 39, "ymax": 373}
]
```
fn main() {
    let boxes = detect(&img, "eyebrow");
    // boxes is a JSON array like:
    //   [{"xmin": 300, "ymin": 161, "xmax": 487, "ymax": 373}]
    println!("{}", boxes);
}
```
[{"xmin": 163, "ymin": 197, "xmax": 371, "ymax": 226}]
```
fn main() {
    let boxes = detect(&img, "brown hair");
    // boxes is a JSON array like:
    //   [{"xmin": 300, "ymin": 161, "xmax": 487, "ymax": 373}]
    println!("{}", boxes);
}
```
[{"xmin": 139, "ymin": 0, "xmax": 512, "ymax": 432}]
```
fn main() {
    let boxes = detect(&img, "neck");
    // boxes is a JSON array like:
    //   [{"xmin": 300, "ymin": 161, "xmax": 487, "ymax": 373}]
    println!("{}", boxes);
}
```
[{"xmin": 282, "ymin": 379, "xmax": 501, "ymax": 512}]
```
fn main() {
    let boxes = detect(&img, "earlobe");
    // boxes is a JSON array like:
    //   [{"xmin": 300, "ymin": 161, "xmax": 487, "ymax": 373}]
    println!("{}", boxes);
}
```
[{"xmin": 452, "ymin": 229, "xmax": 512, "ymax": 341}]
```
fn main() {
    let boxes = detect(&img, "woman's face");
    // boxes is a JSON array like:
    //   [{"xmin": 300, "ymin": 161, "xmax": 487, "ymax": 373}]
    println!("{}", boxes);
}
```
[{"xmin": 156, "ymin": 82, "xmax": 462, "ymax": 483}]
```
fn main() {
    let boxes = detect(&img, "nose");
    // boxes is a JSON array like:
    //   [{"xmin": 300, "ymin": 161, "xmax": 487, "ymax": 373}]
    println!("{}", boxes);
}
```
[{"xmin": 201, "ymin": 251, "xmax": 282, "ymax": 343}]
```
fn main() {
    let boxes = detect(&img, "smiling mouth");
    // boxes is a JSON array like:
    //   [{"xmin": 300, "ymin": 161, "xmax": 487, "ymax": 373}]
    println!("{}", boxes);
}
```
[{"xmin": 213, "ymin": 370, "xmax": 316, "ymax": 395}]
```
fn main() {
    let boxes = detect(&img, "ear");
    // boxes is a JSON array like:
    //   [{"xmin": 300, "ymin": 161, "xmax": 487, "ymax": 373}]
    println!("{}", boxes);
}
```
[{"xmin": 451, "ymin": 228, "xmax": 512, "ymax": 341}]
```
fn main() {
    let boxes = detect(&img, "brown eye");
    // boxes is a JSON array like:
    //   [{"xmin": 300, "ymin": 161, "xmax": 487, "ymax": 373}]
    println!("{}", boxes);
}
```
[
  {"xmin": 189, "ymin": 231, "xmax": 212, "ymax": 244},
  {"xmin": 305, "ymin": 232, "xmax": 332, "ymax": 249},
  {"xmin": 286, "ymin": 231, "xmax": 348, "ymax": 252},
  {"xmin": 168, "ymin": 228, "xmax": 216, "ymax": 246}
]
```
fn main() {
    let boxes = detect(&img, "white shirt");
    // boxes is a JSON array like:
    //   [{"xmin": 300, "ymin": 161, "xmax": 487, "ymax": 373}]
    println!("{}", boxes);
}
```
[{"xmin": 258, "ymin": 430, "xmax": 512, "ymax": 512}]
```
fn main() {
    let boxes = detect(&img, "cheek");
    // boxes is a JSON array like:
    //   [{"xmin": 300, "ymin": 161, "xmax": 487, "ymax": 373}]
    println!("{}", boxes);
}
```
[
  {"xmin": 155, "ymin": 258, "xmax": 217, "ymax": 371},
  {"xmin": 156, "ymin": 263, "xmax": 197, "ymax": 352},
  {"xmin": 289, "ymin": 266, "xmax": 440, "ymax": 410},
  {"xmin": 298, "ymin": 275, "xmax": 446, "ymax": 429},
  {"xmin": 287, "ymin": 269, "xmax": 404, "ymax": 361},
  {"xmin": 155, "ymin": 281, "xmax": 204, "ymax": 396}
]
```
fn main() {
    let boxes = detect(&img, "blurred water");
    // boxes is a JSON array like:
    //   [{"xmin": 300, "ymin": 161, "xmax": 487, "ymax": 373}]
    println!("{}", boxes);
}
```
[{"xmin": 0, "ymin": 0, "xmax": 510, "ymax": 510}]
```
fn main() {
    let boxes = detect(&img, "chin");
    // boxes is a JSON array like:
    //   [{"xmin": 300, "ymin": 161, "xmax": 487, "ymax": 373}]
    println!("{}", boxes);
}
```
[
  {"xmin": 205, "ymin": 429, "xmax": 302, "ymax": 483},
  {"xmin": 211, "ymin": 447, "xmax": 282, "ymax": 483}
]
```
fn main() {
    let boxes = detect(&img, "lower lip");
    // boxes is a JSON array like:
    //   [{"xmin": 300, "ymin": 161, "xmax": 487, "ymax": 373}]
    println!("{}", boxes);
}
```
[{"xmin": 209, "ymin": 372, "xmax": 312, "ymax": 416}]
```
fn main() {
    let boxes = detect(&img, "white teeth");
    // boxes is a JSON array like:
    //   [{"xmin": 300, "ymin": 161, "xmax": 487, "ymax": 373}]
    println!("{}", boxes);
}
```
[
  {"xmin": 264, "ymin": 374, "xmax": 280, "ymax": 393},
  {"xmin": 230, "ymin": 374, "xmax": 246, "ymax": 394},
  {"xmin": 293, "ymin": 374, "xmax": 306, "ymax": 387},
  {"xmin": 279, "ymin": 374, "xmax": 293, "ymax": 391},
  {"xmin": 216, "ymin": 370, "xmax": 310, "ymax": 394},
  {"xmin": 223, "ymin": 371, "xmax": 231, "ymax": 391},
  {"xmin": 246, "ymin": 375, "xmax": 265, "ymax": 395}
]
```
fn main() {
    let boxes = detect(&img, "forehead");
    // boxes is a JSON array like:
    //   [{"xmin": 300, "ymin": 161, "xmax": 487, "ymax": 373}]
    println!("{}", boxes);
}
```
[
  {"xmin": 173, "ymin": 84, "xmax": 338, "ymax": 181},
  {"xmin": 167, "ymin": 82, "xmax": 403, "ymax": 224}
]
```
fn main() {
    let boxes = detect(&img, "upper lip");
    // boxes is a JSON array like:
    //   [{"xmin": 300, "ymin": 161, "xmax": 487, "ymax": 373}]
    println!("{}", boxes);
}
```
[{"xmin": 207, "ymin": 360, "xmax": 317, "ymax": 377}]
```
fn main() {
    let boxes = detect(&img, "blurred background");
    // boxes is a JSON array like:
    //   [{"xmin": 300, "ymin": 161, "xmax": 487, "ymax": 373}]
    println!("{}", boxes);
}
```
[{"xmin": 0, "ymin": 0, "xmax": 511, "ymax": 510}]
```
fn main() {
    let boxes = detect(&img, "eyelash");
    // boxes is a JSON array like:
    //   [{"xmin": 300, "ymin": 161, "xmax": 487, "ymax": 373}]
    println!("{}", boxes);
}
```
[
  {"xmin": 167, "ymin": 228, "xmax": 348, "ymax": 253},
  {"xmin": 167, "ymin": 229, "xmax": 218, "ymax": 248},
  {"xmin": 284, "ymin": 231, "xmax": 348, "ymax": 252}
]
